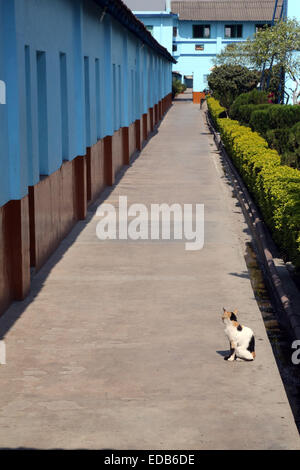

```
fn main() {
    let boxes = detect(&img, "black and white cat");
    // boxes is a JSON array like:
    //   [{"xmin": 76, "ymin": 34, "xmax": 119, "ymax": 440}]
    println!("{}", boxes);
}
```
[{"xmin": 222, "ymin": 308, "xmax": 256, "ymax": 361}]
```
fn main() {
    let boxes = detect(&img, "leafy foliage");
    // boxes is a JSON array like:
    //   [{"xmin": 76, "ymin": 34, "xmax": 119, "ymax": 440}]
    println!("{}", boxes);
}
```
[
  {"xmin": 229, "ymin": 104, "xmax": 270, "ymax": 126},
  {"xmin": 218, "ymin": 118, "xmax": 300, "ymax": 268},
  {"xmin": 229, "ymin": 90, "xmax": 269, "ymax": 121},
  {"xmin": 249, "ymin": 105, "xmax": 300, "ymax": 136},
  {"xmin": 213, "ymin": 19, "xmax": 300, "ymax": 104},
  {"xmin": 207, "ymin": 65, "xmax": 259, "ymax": 109},
  {"xmin": 207, "ymin": 99, "xmax": 300, "ymax": 268},
  {"xmin": 229, "ymin": 92, "xmax": 300, "ymax": 168},
  {"xmin": 172, "ymin": 79, "xmax": 187, "ymax": 98},
  {"xmin": 266, "ymin": 123, "xmax": 300, "ymax": 169},
  {"xmin": 206, "ymin": 97, "xmax": 226, "ymax": 130},
  {"xmin": 262, "ymin": 64, "xmax": 285, "ymax": 103}
]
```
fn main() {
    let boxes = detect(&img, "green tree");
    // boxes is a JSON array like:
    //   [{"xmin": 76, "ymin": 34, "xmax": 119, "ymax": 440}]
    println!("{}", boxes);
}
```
[
  {"xmin": 214, "ymin": 42, "xmax": 250, "ymax": 68},
  {"xmin": 172, "ymin": 78, "xmax": 186, "ymax": 98},
  {"xmin": 207, "ymin": 64, "xmax": 259, "ymax": 109},
  {"xmin": 214, "ymin": 18, "xmax": 300, "ymax": 104}
]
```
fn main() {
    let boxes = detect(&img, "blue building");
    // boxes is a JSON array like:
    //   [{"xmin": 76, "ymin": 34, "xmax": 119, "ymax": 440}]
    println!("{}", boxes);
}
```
[
  {"xmin": 124, "ymin": 0, "xmax": 291, "ymax": 103},
  {"xmin": 0, "ymin": 0, "xmax": 174, "ymax": 316}
]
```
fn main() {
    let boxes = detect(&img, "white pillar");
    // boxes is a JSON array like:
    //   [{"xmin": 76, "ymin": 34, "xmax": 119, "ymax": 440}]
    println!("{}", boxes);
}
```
[{"xmin": 286, "ymin": 0, "xmax": 300, "ymax": 103}]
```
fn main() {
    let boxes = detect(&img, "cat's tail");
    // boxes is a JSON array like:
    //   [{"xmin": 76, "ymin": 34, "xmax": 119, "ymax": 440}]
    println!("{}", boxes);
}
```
[{"xmin": 248, "ymin": 335, "xmax": 256, "ymax": 360}]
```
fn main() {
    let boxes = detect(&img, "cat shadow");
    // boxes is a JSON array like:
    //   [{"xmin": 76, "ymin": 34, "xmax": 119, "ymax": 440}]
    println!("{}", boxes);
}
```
[{"xmin": 216, "ymin": 350, "xmax": 230, "ymax": 358}]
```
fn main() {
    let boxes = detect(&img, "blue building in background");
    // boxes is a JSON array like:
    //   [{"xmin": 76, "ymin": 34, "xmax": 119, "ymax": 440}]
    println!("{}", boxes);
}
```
[
  {"xmin": 0, "ymin": 0, "xmax": 174, "ymax": 316},
  {"xmin": 124, "ymin": 0, "xmax": 287, "ymax": 103}
]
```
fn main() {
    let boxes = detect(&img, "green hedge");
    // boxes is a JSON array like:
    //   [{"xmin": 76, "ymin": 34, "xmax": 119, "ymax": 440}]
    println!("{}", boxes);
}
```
[
  {"xmin": 230, "ymin": 104, "xmax": 270, "ymax": 126},
  {"xmin": 250, "ymin": 105, "xmax": 300, "ymax": 137},
  {"xmin": 206, "ymin": 97, "xmax": 226, "ymax": 130},
  {"xmin": 229, "ymin": 89, "xmax": 268, "ymax": 120},
  {"xmin": 265, "ymin": 120, "xmax": 300, "ymax": 169},
  {"xmin": 283, "ymin": 122, "xmax": 300, "ymax": 169},
  {"xmin": 215, "ymin": 116, "xmax": 300, "ymax": 269},
  {"xmin": 229, "ymin": 92, "xmax": 300, "ymax": 169}
]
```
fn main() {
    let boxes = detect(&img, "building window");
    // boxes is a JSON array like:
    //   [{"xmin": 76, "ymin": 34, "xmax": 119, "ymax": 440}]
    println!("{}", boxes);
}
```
[
  {"xmin": 195, "ymin": 44, "xmax": 204, "ymax": 51},
  {"xmin": 172, "ymin": 44, "xmax": 177, "ymax": 52},
  {"xmin": 203, "ymin": 74, "xmax": 208, "ymax": 84},
  {"xmin": 255, "ymin": 23, "xmax": 271, "ymax": 33},
  {"xmin": 146, "ymin": 25, "xmax": 153, "ymax": 34},
  {"xmin": 193, "ymin": 24, "xmax": 210, "ymax": 39},
  {"xmin": 224, "ymin": 24, "xmax": 243, "ymax": 38},
  {"xmin": 173, "ymin": 26, "xmax": 177, "ymax": 37}
]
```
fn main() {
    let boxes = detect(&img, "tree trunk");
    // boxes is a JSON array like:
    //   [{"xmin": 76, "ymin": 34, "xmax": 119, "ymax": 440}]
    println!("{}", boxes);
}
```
[{"xmin": 292, "ymin": 79, "xmax": 300, "ymax": 105}]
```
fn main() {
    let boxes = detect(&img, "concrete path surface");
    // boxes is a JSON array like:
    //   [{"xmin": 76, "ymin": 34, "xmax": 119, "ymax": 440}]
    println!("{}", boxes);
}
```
[{"xmin": 0, "ymin": 92, "xmax": 299, "ymax": 449}]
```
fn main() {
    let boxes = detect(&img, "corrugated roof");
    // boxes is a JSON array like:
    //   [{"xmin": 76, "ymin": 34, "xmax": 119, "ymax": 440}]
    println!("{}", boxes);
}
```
[{"xmin": 171, "ymin": 1, "xmax": 279, "ymax": 21}]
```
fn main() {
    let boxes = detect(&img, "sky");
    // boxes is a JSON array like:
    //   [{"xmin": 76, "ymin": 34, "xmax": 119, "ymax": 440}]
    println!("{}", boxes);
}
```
[{"xmin": 123, "ymin": 0, "xmax": 166, "ymax": 12}]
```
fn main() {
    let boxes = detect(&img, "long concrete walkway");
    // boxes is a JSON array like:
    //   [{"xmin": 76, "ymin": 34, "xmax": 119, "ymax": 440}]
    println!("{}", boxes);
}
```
[{"xmin": 0, "ymin": 92, "xmax": 299, "ymax": 449}]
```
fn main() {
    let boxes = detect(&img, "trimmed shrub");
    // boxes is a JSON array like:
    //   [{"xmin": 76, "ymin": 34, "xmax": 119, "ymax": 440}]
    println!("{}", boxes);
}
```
[
  {"xmin": 255, "ymin": 165, "xmax": 300, "ymax": 267},
  {"xmin": 266, "ymin": 128, "xmax": 290, "ymax": 154},
  {"xmin": 217, "ymin": 118, "xmax": 280, "ymax": 190},
  {"xmin": 283, "ymin": 122, "xmax": 300, "ymax": 169},
  {"xmin": 229, "ymin": 90, "xmax": 268, "ymax": 120},
  {"xmin": 230, "ymin": 104, "xmax": 270, "ymax": 126},
  {"xmin": 206, "ymin": 97, "xmax": 226, "ymax": 130},
  {"xmin": 266, "ymin": 128, "xmax": 291, "ymax": 159},
  {"xmin": 249, "ymin": 109, "xmax": 272, "ymax": 136},
  {"xmin": 266, "ymin": 122, "xmax": 300, "ymax": 169},
  {"xmin": 230, "ymin": 92, "xmax": 300, "ymax": 169},
  {"xmin": 268, "ymin": 105, "xmax": 300, "ymax": 130},
  {"xmin": 249, "ymin": 105, "xmax": 300, "ymax": 137},
  {"xmin": 216, "ymin": 116, "xmax": 300, "ymax": 269}
]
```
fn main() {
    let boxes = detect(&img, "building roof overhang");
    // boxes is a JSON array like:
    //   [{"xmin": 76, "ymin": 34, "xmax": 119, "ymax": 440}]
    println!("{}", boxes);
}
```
[{"xmin": 91, "ymin": 0, "xmax": 177, "ymax": 63}]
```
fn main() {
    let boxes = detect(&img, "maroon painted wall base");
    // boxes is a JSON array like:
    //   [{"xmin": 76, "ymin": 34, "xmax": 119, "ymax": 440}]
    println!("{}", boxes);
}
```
[
  {"xmin": 0, "ymin": 196, "xmax": 30, "ymax": 313},
  {"xmin": 0, "ymin": 93, "xmax": 173, "ymax": 317}
]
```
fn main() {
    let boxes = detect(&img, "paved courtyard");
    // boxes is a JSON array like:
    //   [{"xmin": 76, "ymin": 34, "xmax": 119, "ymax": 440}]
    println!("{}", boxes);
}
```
[{"xmin": 0, "ymin": 92, "xmax": 299, "ymax": 449}]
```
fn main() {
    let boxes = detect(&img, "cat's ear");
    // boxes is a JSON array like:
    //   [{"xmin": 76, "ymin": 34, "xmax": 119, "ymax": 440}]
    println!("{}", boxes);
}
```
[
  {"xmin": 223, "ymin": 307, "xmax": 226, "ymax": 312},
  {"xmin": 233, "ymin": 309, "xmax": 238, "ymax": 315}
]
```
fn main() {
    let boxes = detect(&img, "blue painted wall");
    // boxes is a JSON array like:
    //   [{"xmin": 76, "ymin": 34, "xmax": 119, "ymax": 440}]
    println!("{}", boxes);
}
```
[
  {"xmin": 0, "ymin": 0, "xmax": 172, "ymax": 208},
  {"xmin": 0, "ymin": 1, "xmax": 12, "ymax": 207},
  {"xmin": 134, "ymin": 9, "xmax": 272, "ymax": 93},
  {"xmin": 174, "ymin": 20, "xmax": 264, "ymax": 92},
  {"xmin": 133, "ymin": 12, "xmax": 174, "ymax": 53}
]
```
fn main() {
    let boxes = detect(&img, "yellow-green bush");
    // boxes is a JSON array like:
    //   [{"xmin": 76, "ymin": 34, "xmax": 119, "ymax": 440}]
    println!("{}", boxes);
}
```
[
  {"xmin": 216, "ymin": 116, "xmax": 300, "ymax": 269},
  {"xmin": 206, "ymin": 97, "xmax": 226, "ymax": 130}
]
